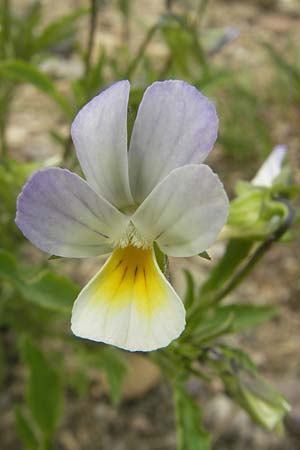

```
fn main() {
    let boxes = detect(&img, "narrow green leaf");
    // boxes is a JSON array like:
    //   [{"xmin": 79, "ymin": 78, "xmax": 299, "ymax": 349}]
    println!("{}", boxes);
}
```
[
  {"xmin": 21, "ymin": 339, "xmax": 64, "ymax": 437},
  {"xmin": 214, "ymin": 304, "xmax": 279, "ymax": 333},
  {"xmin": 188, "ymin": 303, "xmax": 278, "ymax": 340},
  {"xmin": 0, "ymin": 337, "xmax": 5, "ymax": 388},
  {"xmin": 174, "ymin": 384, "xmax": 211, "ymax": 450},
  {"xmin": 0, "ymin": 250, "xmax": 79, "ymax": 313},
  {"xmin": 14, "ymin": 406, "xmax": 39, "ymax": 450},
  {"xmin": 0, "ymin": 60, "xmax": 73, "ymax": 118},
  {"xmin": 264, "ymin": 42, "xmax": 300, "ymax": 87},
  {"xmin": 36, "ymin": 7, "xmax": 88, "ymax": 52},
  {"xmin": 0, "ymin": 249, "xmax": 19, "ymax": 279},
  {"xmin": 183, "ymin": 270, "xmax": 195, "ymax": 310},
  {"xmin": 19, "ymin": 271, "xmax": 79, "ymax": 313},
  {"xmin": 189, "ymin": 311, "xmax": 234, "ymax": 344},
  {"xmin": 98, "ymin": 348, "xmax": 129, "ymax": 405}
]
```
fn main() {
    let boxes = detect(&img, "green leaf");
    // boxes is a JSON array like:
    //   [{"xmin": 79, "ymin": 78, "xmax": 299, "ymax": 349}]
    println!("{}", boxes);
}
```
[
  {"xmin": 211, "ymin": 346, "xmax": 291, "ymax": 433},
  {"xmin": 0, "ymin": 337, "xmax": 5, "ymax": 389},
  {"xmin": 187, "ymin": 310, "xmax": 234, "ymax": 344},
  {"xmin": 0, "ymin": 250, "xmax": 79, "ymax": 313},
  {"xmin": 0, "ymin": 60, "xmax": 73, "ymax": 118},
  {"xmin": 213, "ymin": 304, "xmax": 279, "ymax": 333},
  {"xmin": 183, "ymin": 270, "xmax": 195, "ymax": 310},
  {"xmin": 21, "ymin": 339, "xmax": 64, "ymax": 437},
  {"xmin": 187, "ymin": 303, "xmax": 278, "ymax": 341},
  {"xmin": 20, "ymin": 271, "xmax": 79, "ymax": 313},
  {"xmin": 264, "ymin": 42, "xmax": 300, "ymax": 88},
  {"xmin": 174, "ymin": 384, "xmax": 211, "ymax": 450},
  {"xmin": 0, "ymin": 249, "xmax": 18, "ymax": 278},
  {"xmin": 200, "ymin": 239, "xmax": 253, "ymax": 298},
  {"xmin": 161, "ymin": 14, "xmax": 208, "ymax": 78},
  {"xmin": 154, "ymin": 241, "xmax": 167, "ymax": 274},
  {"xmin": 35, "ymin": 7, "xmax": 88, "ymax": 52},
  {"xmin": 98, "ymin": 347, "xmax": 129, "ymax": 405},
  {"xmin": 14, "ymin": 406, "xmax": 39, "ymax": 450}
]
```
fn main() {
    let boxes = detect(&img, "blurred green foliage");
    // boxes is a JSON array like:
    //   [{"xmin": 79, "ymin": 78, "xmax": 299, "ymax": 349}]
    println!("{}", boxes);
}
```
[{"xmin": 0, "ymin": 1, "xmax": 299, "ymax": 450}]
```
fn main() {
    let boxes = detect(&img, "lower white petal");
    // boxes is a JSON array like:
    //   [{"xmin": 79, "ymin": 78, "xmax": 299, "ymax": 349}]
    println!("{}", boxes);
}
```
[{"xmin": 71, "ymin": 246, "xmax": 186, "ymax": 352}]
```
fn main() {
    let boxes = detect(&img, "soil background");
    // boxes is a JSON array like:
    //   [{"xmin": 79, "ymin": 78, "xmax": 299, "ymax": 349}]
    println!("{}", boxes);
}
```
[{"xmin": 2, "ymin": 0, "xmax": 300, "ymax": 449}]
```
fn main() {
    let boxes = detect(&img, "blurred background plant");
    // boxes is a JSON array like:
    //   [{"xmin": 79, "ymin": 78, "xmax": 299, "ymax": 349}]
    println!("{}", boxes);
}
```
[{"xmin": 0, "ymin": 1, "xmax": 299, "ymax": 450}]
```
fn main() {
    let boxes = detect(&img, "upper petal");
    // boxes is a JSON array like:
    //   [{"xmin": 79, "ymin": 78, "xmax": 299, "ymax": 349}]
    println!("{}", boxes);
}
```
[
  {"xmin": 252, "ymin": 145, "xmax": 287, "ymax": 187},
  {"xmin": 131, "ymin": 164, "xmax": 229, "ymax": 257},
  {"xmin": 15, "ymin": 168, "xmax": 130, "ymax": 258},
  {"xmin": 71, "ymin": 80, "xmax": 133, "ymax": 209},
  {"xmin": 128, "ymin": 80, "xmax": 219, "ymax": 203}
]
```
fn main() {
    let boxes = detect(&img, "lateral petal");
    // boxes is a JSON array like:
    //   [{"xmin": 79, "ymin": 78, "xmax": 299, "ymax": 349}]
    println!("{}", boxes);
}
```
[
  {"xmin": 15, "ymin": 168, "xmax": 129, "ymax": 258},
  {"xmin": 131, "ymin": 164, "xmax": 229, "ymax": 257},
  {"xmin": 129, "ymin": 80, "xmax": 219, "ymax": 203},
  {"xmin": 71, "ymin": 80, "xmax": 133, "ymax": 209},
  {"xmin": 71, "ymin": 245, "xmax": 186, "ymax": 351}
]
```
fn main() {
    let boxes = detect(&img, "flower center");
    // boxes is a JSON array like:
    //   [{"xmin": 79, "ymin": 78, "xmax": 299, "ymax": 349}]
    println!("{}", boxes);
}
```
[{"xmin": 114, "ymin": 221, "xmax": 150, "ymax": 249}]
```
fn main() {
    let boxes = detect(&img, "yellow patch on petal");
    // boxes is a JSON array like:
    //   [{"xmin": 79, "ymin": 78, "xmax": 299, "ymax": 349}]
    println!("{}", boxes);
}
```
[{"xmin": 90, "ymin": 245, "xmax": 167, "ymax": 316}]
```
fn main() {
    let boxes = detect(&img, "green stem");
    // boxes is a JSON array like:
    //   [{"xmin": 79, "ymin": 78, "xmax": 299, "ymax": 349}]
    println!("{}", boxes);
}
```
[
  {"xmin": 125, "ymin": 23, "xmax": 159, "ymax": 79},
  {"xmin": 85, "ymin": 0, "xmax": 98, "ymax": 77},
  {"xmin": 63, "ymin": 0, "xmax": 98, "ymax": 164},
  {"xmin": 41, "ymin": 434, "xmax": 55, "ymax": 450},
  {"xmin": 62, "ymin": 135, "xmax": 73, "ymax": 165},
  {"xmin": 193, "ymin": 0, "xmax": 210, "ymax": 27},
  {"xmin": 0, "ymin": 0, "xmax": 11, "ymax": 59},
  {"xmin": 121, "ymin": 0, "xmax": 131, "ymax": 44},
  {"xmin": 208, "ymin": 197, "xmax": 295, "ymax": 307}
]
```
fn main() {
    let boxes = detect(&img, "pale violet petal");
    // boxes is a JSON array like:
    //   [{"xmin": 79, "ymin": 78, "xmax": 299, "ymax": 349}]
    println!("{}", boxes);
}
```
[
  {"xmin": 252, "ymin": 145, "xmax": 287, "ymax": 187},
  {"xmin": 131, "ymin": 164, "xmax": 229, "ymax": 257},
  {"xmin": 71, "ymin": 80, "xmax": 133, "ymax": 209},
  {"xmin": 128, "ymin": 80, "xmax": 219, "ymax": 203},
  {"xmin": 71, "ymin": 246, "xmax": 186, "ymax": 351},
  {"xmin": 15, "ymin": 168, "xmax": 130, "ymax": 258}
]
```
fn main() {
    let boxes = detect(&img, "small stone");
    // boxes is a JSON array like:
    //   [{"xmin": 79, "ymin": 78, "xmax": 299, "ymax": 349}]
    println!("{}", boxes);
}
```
[{"xmin": 131, "ymin": 414, "xmax": 154, "ymax": 434}]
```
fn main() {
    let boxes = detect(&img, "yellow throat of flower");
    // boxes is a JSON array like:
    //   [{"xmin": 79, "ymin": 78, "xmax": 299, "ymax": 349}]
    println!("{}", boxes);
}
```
[{"xmin": 90, "ymin": 245, "xmax": 167, "ymax": 317}]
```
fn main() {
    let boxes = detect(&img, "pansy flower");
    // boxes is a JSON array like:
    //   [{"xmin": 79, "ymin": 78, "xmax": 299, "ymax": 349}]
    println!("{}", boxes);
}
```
[{"xmin": 16, "ymin": 80, "xmax": 229, "ymax": 352}]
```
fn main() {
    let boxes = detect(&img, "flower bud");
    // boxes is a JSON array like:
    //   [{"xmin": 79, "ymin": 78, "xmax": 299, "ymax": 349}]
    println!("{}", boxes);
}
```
[{"xmin": 226, "ymin": 370, "xmax": 291, "ymax": 433}]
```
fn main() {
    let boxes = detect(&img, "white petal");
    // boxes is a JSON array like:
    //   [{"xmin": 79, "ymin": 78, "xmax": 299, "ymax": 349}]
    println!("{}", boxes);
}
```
[
  {"xmin": 71, "ymin": 246, "xmax": 185, "ymax": 351},
  {"xmin": 128, "ymin": 80, "xmax": 219, "ymax": 203},
  {"xmin": 132, "ymin": 164, "xmax": 229, "ymax": 257},
  {"xmin": 252, "ymin": 145, "xmax": 287, "ymax": 187},
  {"xmin": 16, "ymin": 168, "xmax": 129, "ymax": 258},
  {"xmin": 71, "ymin": 80, "xmax": 133, "ymax": 209}
]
